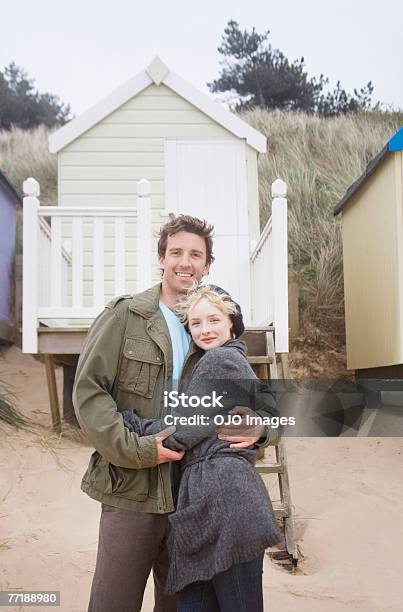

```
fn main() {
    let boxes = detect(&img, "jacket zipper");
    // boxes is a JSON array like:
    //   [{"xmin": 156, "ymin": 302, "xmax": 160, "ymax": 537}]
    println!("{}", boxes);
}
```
[
  {"xmin": 158, "ymin": 465, "xmax": 167, "ymax": 511},
  {"xmin": 158, "ymin": 361, "xmax": 168, "ymax": 511}
]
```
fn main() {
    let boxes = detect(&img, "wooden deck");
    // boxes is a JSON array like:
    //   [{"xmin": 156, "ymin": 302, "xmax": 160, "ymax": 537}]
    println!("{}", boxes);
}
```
[{"xmin": 38, "ymin": 326, "xmax": 90, "ymax": 354}]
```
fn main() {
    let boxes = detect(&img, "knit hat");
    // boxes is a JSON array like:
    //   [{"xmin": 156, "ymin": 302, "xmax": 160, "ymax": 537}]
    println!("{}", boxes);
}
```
[{"xmin": 199, "ymin": 284, "xmax": 245, "ymax": 338}]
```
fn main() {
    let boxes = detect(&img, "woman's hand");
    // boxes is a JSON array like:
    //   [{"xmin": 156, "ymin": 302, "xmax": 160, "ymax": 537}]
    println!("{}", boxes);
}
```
[{"xmin": 215, "ymin": 406, "xmax": 266, "ymax": 448}]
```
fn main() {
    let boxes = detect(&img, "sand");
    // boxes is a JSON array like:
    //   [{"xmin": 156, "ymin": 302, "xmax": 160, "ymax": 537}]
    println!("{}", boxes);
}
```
[{"xmin": 0, "ymin": 345, "xmax": 402, "ymax": 612}]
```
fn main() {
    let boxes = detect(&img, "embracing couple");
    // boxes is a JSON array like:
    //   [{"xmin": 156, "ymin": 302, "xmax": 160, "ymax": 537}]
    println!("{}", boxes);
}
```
[{"xmin": 73, "ymin": 214, "xmax": 282, "ymax": 612}]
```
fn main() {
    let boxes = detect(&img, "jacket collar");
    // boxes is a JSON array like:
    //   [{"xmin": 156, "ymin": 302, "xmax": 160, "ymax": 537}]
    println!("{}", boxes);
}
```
[
  {"xmin": 129, "ymin": 283, "xmax": 162, "ymax": 318},
  {"xmin": 128, "ymin": 282, "xmax": 203, "ymax": 378},
  {"xmin": 222, "ymin": 339, "xmax": 248, "ymax": 357}
]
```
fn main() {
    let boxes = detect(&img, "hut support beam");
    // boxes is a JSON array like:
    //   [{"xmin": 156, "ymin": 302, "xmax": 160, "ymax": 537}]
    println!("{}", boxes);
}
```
[{"xmin": 44, "ymin": 354, "xmax": 61, "ymax": 433}]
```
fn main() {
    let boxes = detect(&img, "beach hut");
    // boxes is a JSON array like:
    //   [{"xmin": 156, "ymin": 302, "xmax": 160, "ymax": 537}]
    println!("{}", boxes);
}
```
[
  {"xmin": 334, "ymin": 127, "xmax": 403, "ymax": 377},
  {"xmin": 47, "ymin": 56, "xmax": 269, "ymax": 322},
  {"xmin": 0, "ymin": 169, "xmax": 21, "ymax": 343}
]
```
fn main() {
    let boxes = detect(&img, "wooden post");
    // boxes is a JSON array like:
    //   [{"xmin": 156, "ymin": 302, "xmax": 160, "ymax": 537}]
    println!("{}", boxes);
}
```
[
  {"xmin": 22, "ymin": 178, "xmax": 40, "ymax": 353},
  {"xmin": 44, "ymin": 354, "xmax": 61, "ymax": 433},
  {"xmin": 280, "ymin": 353, "xmax": 290, "ymax": 379},
  {"xmin": 272, "ymin": 178, "xmax": 289, "ymax": 354},
  {"xmin": 137, "ymin": 178, "xmax": 152, "ymax": 292},
  {"xmin": 62, "ymin": 357, "xmax": 79, "ymax": 427}
]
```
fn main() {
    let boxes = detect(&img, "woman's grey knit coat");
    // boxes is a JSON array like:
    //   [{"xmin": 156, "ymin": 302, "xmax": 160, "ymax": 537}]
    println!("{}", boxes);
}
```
[{"xmin": 123, "ymin": 339, "xmax": 282, "ymax": 594}]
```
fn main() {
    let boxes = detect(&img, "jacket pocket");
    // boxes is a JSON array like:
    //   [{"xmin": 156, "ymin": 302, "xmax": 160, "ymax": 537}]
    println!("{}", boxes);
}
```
[
  {"xmin": 118, "ymin": 337, "xmax": 163, "ymax": 398},
  {"xmin": 168, "ymin": 495, "xmax": 222, "ymax": 556},
  {"xmin": 85, "ymin": 451, "xmax": 111, "ymax": 494},
  {"xmin": 108, "ymin": 463, "xmax": 150, "ymax": 501}
]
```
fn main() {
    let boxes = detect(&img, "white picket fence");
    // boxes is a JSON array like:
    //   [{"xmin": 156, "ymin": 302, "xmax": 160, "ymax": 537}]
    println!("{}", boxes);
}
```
[
  {"xmin": 22, "ymin": 177, "xmax": 153, "ymax": 353},
  {"xmin": 250, "ymin": 179, "xmax": 288, "ymax": 353}
]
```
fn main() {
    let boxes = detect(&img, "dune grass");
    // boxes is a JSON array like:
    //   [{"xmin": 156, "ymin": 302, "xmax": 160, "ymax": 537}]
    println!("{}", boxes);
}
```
[
  {"xmin": 0, "ymin": 125, "xmax": 57, "ymax": 204},
  {"xmin": 0, "ymin": 378, "xmax": 88, "ymax": 469},
  {"xmin": 0, "ymin": 382, "xmax": 30, "ymax": 429}
]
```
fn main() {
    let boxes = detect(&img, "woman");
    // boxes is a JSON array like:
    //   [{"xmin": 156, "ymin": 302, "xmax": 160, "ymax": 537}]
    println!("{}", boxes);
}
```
[{"xmin": 123, "ymin": 287, "xmax": 282, "ymax": 611}]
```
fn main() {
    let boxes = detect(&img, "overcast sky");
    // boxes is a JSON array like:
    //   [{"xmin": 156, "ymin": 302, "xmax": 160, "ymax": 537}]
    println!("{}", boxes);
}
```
[{"xmin": 1, "ymin": 0, "xmax": 402, "ymax": 116}]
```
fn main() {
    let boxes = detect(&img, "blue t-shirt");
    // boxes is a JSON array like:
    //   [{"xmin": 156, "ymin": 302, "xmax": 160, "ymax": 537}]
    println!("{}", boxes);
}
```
[{"xmin": 159, "ymin": 301, "xmax": 191, "ymax": 389}]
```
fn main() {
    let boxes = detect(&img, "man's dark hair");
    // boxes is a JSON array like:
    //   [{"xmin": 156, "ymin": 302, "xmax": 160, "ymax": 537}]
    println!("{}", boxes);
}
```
[{"xmin": 158, "ymin": 214, "xmax": 215, "ymax": 264}]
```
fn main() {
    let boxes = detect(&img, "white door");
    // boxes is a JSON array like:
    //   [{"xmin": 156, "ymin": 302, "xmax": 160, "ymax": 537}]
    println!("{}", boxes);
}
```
[{"xmin": 164, "ymin": 139, "xmax": 251, "ymax": 322}]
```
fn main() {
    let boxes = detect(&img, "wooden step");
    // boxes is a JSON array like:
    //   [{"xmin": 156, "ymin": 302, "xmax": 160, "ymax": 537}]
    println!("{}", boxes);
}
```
[
  {"xmin": 37, "ymin": 327, "xmax": 89, "ymax": 354},
  {"xmin": 256, "ymin": 462, "xmax": 284, "ymax": 474},
  {"xmin": 273, "ymin": 504, "xmax": 288, "ymax": 518},
  {"xmin": 248, "ymin": 355, "xmax": 274, "ymax": 364}
]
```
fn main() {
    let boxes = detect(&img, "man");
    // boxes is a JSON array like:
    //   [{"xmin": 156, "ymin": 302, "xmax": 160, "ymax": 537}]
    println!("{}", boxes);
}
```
[{"xmin": 73, "ymin": 214, "xmax": 277, "ymax": 612}]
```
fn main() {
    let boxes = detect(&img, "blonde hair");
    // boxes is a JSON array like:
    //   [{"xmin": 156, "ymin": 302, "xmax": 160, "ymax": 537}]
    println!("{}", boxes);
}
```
[{"xmin": 176, "ymin": 286, "xmax": 237, "ymax": 325}]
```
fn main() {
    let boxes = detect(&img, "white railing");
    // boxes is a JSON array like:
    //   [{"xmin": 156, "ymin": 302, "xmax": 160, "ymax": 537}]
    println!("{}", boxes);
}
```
[
  {"xmin": 22, "ymin": 177, "xmax": 152, "ymax": 353},
  {"xmin": 38, "ymin": 217, "xmax": 71, "ymax": 308},
  {"xmin": 250, "ymin": 179, "xmax": 288, "ymax": 353}
]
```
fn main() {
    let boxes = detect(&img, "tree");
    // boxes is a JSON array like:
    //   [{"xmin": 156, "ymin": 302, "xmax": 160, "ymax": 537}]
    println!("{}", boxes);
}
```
[
  {"xmin": 316, "ymin": 80, "xmax": 375, "ymax": 117},
  {"xmin": 208, "ymin": 21, "xmax": 375, "ymax": 116},
  {"xmin": 0, "ymin": 62, "xmax": 72, "ymax": 130}
]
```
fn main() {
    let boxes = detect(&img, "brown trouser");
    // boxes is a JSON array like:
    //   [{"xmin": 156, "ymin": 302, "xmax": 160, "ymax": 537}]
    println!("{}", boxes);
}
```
[{"xmin": 88, "ymin": 504, "xmax": 178, "ymax": 612}]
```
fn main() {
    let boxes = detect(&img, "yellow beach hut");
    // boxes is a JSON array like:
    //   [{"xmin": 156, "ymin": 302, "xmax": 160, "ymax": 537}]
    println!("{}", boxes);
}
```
[{"xmin": 334, "ymin": 127, "xmax": 403, "ymax": 377}]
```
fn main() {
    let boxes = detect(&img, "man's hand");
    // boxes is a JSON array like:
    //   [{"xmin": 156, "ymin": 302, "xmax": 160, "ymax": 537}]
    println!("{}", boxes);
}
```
[
  {"xmin": 215, "ymin": 406, "xmax": 266, "ymax": 449},
  {"xmin": 155, "ymin": 426, "xmax": 185, "ymax": 464}
]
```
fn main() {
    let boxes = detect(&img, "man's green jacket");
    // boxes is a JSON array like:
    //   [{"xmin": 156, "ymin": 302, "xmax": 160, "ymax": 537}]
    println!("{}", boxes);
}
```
[{"xmin": 73, "ymin": 284, "xmax": 278, "ymax": 513}]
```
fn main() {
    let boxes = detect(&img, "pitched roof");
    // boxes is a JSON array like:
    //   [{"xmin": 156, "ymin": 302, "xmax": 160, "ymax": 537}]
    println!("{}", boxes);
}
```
[
  {"xmin": 0, "ymin": 169, "xmax": 22, "ymax": 205},
  {"xmin": 49, "ymin": 56, "xmax": 267, "ymax": 154},
  {"xmin": 334, "ymin": 127, "xmax": 403, "ymax": 216}
]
